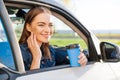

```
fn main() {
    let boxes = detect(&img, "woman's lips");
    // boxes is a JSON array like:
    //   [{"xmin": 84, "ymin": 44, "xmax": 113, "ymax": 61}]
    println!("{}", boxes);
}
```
[{"xmin": 41, "ymin": 34, "xmax": 51, "ymax": 38}]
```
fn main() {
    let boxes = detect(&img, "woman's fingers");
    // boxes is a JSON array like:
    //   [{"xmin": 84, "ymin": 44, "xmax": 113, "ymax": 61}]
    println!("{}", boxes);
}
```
[
  {"xmin": 78, "ymin": 52, "xmax": 87, "ymax": 66},
  {"xmin": 27, "ymin": 32, "xmax": 37, "ymax": 47},
  {"xmin": 27, "ymin": 32, "xmax": 42, "ymax": 57},
  {"xmin": 27, "ymin": 32, "xmax": 34, "ymax": 48},
  {"xmin": 33, "ymin": 32, "xmax": 37, "ymax": 45}
]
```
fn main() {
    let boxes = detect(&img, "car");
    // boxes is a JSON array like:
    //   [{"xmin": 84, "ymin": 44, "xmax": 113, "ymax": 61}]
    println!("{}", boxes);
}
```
[{"xmin": 0, "ymin": 0, "xmax": 120, "ymax": 80}]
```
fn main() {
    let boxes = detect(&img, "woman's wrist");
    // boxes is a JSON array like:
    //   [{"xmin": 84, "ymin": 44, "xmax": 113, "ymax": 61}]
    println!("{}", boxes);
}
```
[{"xmin": 30, "ymin": 55, "xmax": 41, "ymax": 70}]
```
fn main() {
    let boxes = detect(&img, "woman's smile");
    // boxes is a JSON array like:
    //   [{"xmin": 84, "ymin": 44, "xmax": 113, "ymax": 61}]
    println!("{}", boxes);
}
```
[{"xmin": 41, "ymin": 34, "xmax": 51, "ymax": 39}]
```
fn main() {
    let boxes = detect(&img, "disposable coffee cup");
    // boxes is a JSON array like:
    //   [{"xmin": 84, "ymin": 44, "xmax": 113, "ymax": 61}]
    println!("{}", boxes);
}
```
[{"xmin": 66, "ymin": 44, "xmax": 80, "ymax": 67}]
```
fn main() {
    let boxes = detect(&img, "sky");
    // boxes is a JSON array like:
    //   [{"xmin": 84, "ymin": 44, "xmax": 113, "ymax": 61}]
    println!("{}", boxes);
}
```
[{"xmin": 56, "ymin": 0, "xmax": 120, "ymax": 30}]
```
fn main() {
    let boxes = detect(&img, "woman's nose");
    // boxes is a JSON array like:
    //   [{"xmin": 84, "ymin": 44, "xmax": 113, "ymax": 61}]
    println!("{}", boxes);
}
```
[{"xmin": 44, "ymin": 26, "xmax": 51, "ymax": 33}]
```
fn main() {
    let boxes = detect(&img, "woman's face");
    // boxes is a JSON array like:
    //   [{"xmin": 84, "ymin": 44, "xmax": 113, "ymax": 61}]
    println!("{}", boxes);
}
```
[{"xmin": 27, "ymin": 12, "xmax": 53, "ymax": 44}]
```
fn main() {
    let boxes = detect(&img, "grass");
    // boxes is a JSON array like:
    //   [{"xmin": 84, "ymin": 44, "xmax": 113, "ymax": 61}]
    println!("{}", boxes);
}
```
[
  {"xmin": 50, "ymin": 38, "xmax": 87, "ymax": 48},
  {"xmin": 49, "ymin": 38, "xmax": 120, "ymax": 49},
  {"xmin": 100, "ymin": 39, "xmax": 120, "ymax": 46},
  {"xmin": 95, "ymin": 33, "xmax": 120, "ymax": 46},
  {"xmin": 15, "ymin": 30, "xmax": 120, "ymax": 49},
  {"xmin": 96, "ymin": 33, "xmax": 120, "ymax": 37}
]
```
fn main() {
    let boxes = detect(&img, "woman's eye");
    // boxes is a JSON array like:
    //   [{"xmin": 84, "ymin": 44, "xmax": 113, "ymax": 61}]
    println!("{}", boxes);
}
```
[
  {"xmin": 49, "ymin": 24, "xmax": 53, "ymax": 27},
  {"xmin": 38, "ymin": 24, "xmax": 44, "ymax": 27},
  {"xmin": 49, "ymin": 25, "xmax": 53, "ymax": 27}
]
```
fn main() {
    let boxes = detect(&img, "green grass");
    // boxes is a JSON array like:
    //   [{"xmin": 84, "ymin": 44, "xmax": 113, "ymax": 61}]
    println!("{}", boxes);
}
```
[
  {"xmin": 96, "ymin": 33, "xmax": 120, "ymax": 37},
  {"xmin": 15, "ymin": 31, "xmax": 120, "ymax": 49},
  {"xmin": 50, "ymin": 38, "xmax": 87, "ymax": 49},
  {"xmin": 49, "ymin": 38, "xmax": 120, "ymax": 49},
  {"xmin": 100, "ymin": 39, "xmax": 120, "ymax": 46}
]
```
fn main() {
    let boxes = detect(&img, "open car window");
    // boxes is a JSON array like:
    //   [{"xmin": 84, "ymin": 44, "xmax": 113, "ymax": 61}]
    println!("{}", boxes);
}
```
[
  {"xmin": 8, "ymin": 7, "xmax": 88, "ymax": 71},
  {"xmin": 10, "ymin": 11, "xmax": 87, "ymax": 46},
  {"xmin": 9, "ymin": 8, "xmax": 88, "ymax": 50}
]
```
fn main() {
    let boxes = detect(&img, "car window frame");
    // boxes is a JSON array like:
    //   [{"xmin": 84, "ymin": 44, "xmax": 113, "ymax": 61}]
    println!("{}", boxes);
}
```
[
  {"xmin": 2, "ymin": 0, "xmax": 100, "ymax": 73},
  {"xmin": 0, "ymin": 0, "xmax": 25, "ymax": 73}
]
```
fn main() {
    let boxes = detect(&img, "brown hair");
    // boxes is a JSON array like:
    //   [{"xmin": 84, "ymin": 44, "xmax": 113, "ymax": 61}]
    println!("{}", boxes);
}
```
[{"xmin": 19, "ymin": 7, "xmax": 51, "ymax": 59}]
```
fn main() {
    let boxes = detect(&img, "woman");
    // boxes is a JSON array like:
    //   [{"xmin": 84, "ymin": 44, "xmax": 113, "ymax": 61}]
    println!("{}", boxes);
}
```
[{"xmin": 19, "ymin": 7, "xmax": 87, "ymax": 70}]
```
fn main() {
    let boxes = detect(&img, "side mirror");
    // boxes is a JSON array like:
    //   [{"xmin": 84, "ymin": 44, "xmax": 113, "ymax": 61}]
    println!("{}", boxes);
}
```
[{"xmin": 100, "ymin": 42, "xmax": 120, "ymax": 62}]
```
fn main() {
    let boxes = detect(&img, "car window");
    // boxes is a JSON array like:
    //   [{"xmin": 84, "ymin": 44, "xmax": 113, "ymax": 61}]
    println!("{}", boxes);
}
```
[
  {"xmin": 9, "ymin": 9, "xmax": 87, "ymax": 50},
  {"xmin": 0, "ymin": 17, "xmax": 16, "ymax": 70},
  {"xmin": 10, "ymin": 9, "xmax": 88, "ymax": 58},
  {"xmin": 9, "ymin": 7, "xmax": 88, "ymax": 70}
]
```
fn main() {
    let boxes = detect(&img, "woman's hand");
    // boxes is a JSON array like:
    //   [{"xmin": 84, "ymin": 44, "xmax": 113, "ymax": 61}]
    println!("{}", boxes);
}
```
[
  {"xmin": 27, "ymin": 32, "xmax": 42, "ymax": 70},
  {"xmin": 78, "ymin": 51, "xmax": 88, "ymax": 66}
]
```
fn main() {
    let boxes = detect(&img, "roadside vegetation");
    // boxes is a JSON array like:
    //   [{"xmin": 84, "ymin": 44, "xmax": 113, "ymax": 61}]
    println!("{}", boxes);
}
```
[
  {"xmin": 15, "ymin": 28, "xmax": 120, "ymax": 49},
  {"xmin": 50, "ymin": 33, "xmax": 120, "ymax": 49},
  {"xmin": 96, "ymin": 33, "xmax": 120, "ymax": 46},
  {"xmin": 50, "ymin": 37, "xmax": 120, "ymax": 49}
]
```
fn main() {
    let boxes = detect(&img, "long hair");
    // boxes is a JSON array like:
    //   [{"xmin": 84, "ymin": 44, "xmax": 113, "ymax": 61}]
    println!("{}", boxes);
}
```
[{"xmin": 19, "ymin": 7, "xmax": 52, "ymax": 59}]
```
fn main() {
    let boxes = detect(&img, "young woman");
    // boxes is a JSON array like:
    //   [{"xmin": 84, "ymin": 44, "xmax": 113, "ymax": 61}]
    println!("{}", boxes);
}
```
[{"xmin": 19, "ymin": 7, "xmax": 87, "ymax": 70}]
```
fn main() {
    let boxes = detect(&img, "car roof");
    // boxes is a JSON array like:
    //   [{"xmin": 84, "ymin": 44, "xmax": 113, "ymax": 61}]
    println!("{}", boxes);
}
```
[{"xmin": 4, "ymin": 0, "xmax": 68, "ymax": 11}]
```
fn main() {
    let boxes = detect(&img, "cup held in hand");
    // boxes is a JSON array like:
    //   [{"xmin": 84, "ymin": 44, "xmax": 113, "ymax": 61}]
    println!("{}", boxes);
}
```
[{"xmin": 66, "ymin": 44, "xmax": 80, "ymax": 67}]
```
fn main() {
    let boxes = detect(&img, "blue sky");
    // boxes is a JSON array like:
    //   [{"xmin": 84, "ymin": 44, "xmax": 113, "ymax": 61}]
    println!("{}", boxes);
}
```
[{"xmin": 56, "ymin": 0, "xmax": 120, "ymax": 30}]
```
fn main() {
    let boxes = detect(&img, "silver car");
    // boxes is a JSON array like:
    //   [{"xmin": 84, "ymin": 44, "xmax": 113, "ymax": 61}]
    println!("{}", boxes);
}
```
[{"xmin": 0, "ymin": 0, "xmax": 120, "ymax": 80}]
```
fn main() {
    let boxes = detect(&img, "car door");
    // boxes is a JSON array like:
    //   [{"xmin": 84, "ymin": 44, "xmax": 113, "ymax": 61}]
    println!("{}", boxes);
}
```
[{"xmin": 0, "ymin": 0, "xmax": 119, "ymax": 80}]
